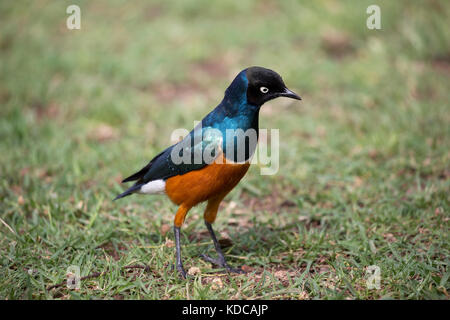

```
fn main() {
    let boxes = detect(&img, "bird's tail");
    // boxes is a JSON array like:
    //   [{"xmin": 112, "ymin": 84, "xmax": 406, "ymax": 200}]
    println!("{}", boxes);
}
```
[{"xmin": 113, "ymin": 183, "xmax": 142, "ymax": 201}]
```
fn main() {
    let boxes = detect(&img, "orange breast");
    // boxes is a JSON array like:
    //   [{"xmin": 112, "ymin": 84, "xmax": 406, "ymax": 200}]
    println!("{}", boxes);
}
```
[{"xmin": 165, "ymin": 154, "xmax": 250, "ymax": 208}]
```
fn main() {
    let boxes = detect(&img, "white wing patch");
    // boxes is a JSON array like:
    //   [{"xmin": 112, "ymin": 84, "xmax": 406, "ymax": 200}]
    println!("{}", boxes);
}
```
[{"xmin": 139, "ymin": 179, "xmax": 166, "ymax": 194}]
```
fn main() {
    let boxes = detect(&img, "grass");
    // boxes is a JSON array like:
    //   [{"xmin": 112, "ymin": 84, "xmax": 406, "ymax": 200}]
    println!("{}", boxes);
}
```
[{"xmin": 0, "ymin": 0, "xmax": 449, "ymax": 299}]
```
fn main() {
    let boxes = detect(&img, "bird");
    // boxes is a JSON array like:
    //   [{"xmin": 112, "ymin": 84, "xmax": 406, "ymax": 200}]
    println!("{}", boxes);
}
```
[{"xmin": 114, "ymin": 66, "xmax": 301, "ymax": 278}]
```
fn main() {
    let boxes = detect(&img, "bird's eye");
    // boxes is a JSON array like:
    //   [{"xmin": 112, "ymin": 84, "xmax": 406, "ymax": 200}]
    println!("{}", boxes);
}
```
[{"xmin": 260, "ymin": 86, "xmax": 269, "ymax": 94}]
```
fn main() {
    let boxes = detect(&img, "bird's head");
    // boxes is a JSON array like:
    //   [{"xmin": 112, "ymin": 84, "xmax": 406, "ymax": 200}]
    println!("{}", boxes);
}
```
[{"xmin": 245, "ymin": 66, "xmax": 301, "ymax": 106}]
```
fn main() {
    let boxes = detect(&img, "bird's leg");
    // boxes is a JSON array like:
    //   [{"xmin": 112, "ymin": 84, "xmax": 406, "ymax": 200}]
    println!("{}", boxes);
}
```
[
  {"xmin": 201, "ymin": 221, "xmax": 244, "ymax": 274},
  {"xmin": 174, "ymin": 226, "xmax": 187, "ymax": 278},
  {"xmin": 172, "ymin": 205, "xmax": 190, "ymax": 278}
]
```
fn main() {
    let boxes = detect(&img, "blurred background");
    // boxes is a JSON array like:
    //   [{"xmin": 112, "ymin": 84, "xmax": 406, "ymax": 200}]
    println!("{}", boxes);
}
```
[{"xmin": 0, "ymin": 1, "xmax": 448, "ymax": 299}]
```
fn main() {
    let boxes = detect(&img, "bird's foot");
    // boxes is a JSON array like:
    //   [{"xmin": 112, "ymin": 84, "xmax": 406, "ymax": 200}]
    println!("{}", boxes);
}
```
[
  {"xmin": 200, "ymin": 254, "xmax": 245, "ymax": 274},
  {"xmin": 174, "ymin": 263, "xmax": 187, "ymax": 279}
]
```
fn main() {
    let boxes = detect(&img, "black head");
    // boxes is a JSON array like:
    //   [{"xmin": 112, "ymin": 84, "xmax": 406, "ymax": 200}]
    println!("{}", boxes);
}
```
[{"xmin": 245, "ymin": 66, "xmax": 301, "ymax": 106}]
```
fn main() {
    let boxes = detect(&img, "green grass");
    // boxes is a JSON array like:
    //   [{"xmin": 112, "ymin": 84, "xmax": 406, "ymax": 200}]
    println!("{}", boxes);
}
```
[{"xmin": 0, "ymin": 0, "xmax": 449, "ymax": 299}]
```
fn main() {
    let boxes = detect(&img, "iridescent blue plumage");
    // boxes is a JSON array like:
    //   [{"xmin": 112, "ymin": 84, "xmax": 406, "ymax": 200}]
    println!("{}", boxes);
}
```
[
  {"xmin": 115, "ymin": 66, "xmax": 300, "ymax": 200},
  {"xmin": 115, "ymin": 67, "xmax": 302, "ymax": 279},
  {"xmin": 202, "ymin": 70, "xmax": 260, "ymax": 162},
  {"xmin": 116, "ymin": 70, "xmax": 259, "ymax": 200}
]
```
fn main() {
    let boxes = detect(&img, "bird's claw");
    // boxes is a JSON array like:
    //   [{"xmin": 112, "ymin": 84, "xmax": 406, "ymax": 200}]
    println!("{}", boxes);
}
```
[
  {"xmin": 200, "ymin": 254, "xmax": 245, "ymax": 274},
  {"xmin": 174, "ymin": 263, "xmax": 187, "ymax": 279},
  {"xmin": 226, "ymin": 266, "xmax": 246, "ymax": 274},
  {"xmin": 200, "ymin": 253, "xmax": 222, "ymax": 265}
]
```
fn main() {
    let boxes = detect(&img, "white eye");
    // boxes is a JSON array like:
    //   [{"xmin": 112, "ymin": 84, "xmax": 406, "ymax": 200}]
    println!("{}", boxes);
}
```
[{"xmin": 260, "ymin": 86, "xmax": 269, "ymax": 94}]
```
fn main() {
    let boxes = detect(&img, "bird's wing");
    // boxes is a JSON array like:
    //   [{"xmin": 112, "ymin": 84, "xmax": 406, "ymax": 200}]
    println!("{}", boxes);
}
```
[
  {"xmin": 122, "ymin": 126, "xmax": 223, "ymax": 185},
  {"xmin": 121, "ymin": 148, "xmax": 167, "ymax": 183}
]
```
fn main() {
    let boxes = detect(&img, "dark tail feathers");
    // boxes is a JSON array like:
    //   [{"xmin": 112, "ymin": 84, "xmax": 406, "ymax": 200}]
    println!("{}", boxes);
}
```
[
  {"xmin": 113, "ymin": 184, "xmax": 142, "ymax": 201},
  {"xmin": 122, "ymin": 164, "xmax": 151, "ymax": 183}
]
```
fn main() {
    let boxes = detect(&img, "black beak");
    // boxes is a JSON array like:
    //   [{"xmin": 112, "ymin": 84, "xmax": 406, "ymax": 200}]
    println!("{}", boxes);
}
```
[{"xmin": 279, "ymin": 87, "xmax": 302, "ymax": 100}]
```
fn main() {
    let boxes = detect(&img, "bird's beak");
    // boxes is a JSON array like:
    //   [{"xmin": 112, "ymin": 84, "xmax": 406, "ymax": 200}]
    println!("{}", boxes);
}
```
[{"xmin": 280, "ymin": 87, "xmax": 302, "ymax": 100}]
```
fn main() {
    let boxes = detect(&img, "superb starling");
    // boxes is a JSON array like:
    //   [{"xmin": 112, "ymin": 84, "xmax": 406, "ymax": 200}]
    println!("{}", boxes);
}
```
[{"xmin": 115, "ymin": 66, "xmax": 301, "ymax": 278}]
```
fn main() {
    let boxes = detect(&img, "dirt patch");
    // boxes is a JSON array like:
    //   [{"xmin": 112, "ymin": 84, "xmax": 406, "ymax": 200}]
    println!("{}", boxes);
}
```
[
  {"xmin": 96, "ymin": 242, "xmax": 125, "ymax": 261},
  {"xmin": 144, "ymin": 3, "xmax": 166, "ymax": 19},
  {"xmin": 431, "ymin": 53, "xmax": 450, "ymax": 74},
  {"xmin": 191, "ymin": 58, "xmax": 229, "ymax": 79},
  {"xmin": 151, "ymin": 81, "xmax": 204, "ymax": 103},
  {"xmin": 196, "ymin": 263, "xmax": 326, "ymax": 299},
  {"xmin": 398, "ymin": 165, "xmax": 450, "ymax": 182},
  {"xmin": 88, "ymin": 124, "xmax": 118, "ymax": 143},
  {"xmin": 321, "ymin": 30, "xmax": 356, "ymax": 59},
  {"xmin": 32, "ymin": 101, "xmax": 61, "ymax": 121},
  {"xmin": 190, "ymin": 52, "xmax": 239, "ymax": 79},
  {"xmin": 239, "ymin": 187, "xmax": 299, "ymax": 214}
]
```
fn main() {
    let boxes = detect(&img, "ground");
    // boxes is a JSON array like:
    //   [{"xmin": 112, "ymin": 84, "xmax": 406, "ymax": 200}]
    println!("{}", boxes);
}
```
[{"xmin": 0, "ymin": 0, "xmax": 449, "ymax": 299}]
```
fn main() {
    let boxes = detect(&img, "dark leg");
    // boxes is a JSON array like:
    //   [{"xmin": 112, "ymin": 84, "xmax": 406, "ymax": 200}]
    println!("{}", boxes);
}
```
[
  {"xmin": 174, "ymin": 226, "xmax": 187, "ymax": 278},
  {"xmin": 200, "ymin": 221, "xmax": 244, "ymax": 274}
]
